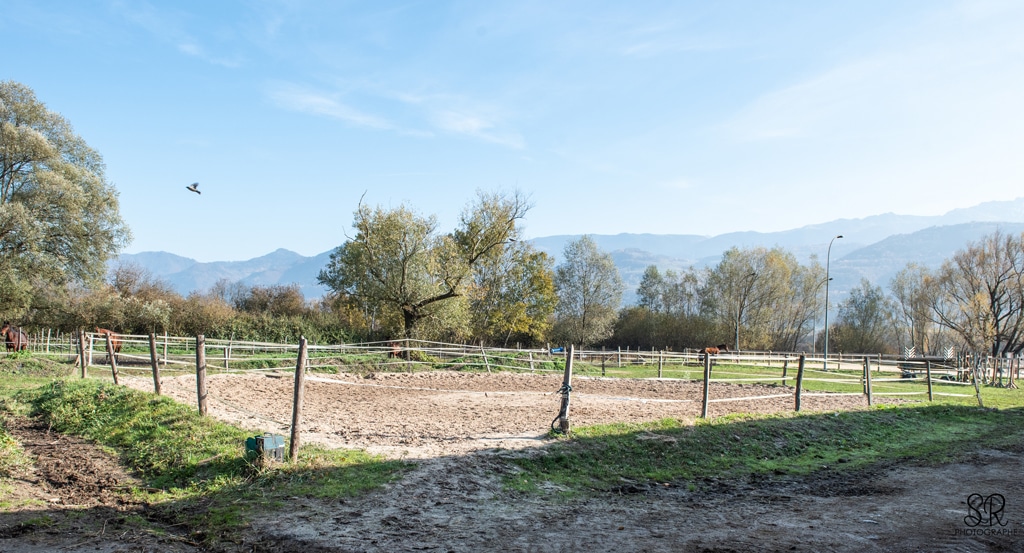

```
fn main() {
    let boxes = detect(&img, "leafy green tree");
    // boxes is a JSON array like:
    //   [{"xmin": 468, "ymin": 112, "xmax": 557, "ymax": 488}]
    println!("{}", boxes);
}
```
[
  {"xmin": 234, "ymin": 284, "xmax": 306, "ymax": 318},
  {"xmin": 636, "ymin": 266, "xmax": 666, "ymax": 312},
  {"xmin": 0, "ymin": 80, "xmax": 130, "ymax": 316},
  {"xmin": 318, "ymin": 190, "xmax": 530, "ymax": 338},
  {"xmin": 552, "ymin": 235, "xmax": 624, "ymax": 347},
  {"xmin": 107, "ymin": 262, "xmax": 175, "ymax": 333},
  {"xmin": 169, "ymin": 292, "xmax": 235, "ymax": 338},
  {"xmin": 700, "ymin": 247, "xmax": 825, "ymax": 351},
  {"xmin": 661, "ymin": 269, "xmax": 703, "ymax": 318},
  {"xmin": 700, "ymin": 247, "xmax": 758, "ymax": 349},
  {"xmin": 470, "ymin": 241, "xmax": 556, "ymax": 346},
  {"xmin": 829, "ymin": 279, "xmax": 897, "ymax": 354},
  {"xmin": 761, "ymin": 253, "xmax": 824, "ymax": 352}
]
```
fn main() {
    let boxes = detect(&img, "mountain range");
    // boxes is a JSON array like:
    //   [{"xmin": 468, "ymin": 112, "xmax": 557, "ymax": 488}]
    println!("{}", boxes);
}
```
[{"xmin": 113, "ymin": 197, "xmax": 1024, "ymax": 305}]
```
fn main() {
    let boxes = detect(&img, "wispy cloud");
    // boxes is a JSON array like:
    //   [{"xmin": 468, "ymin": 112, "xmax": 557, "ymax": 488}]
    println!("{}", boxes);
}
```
[
  {"xmin": 620, "ymin": 23, "xmax": 731, "ymax": 58},
  {"xmin": 659, "ymin": 177, "xmax": 696, "ymax": 191},
  {"xmin": 430, "ymin": 109, "xmax": 524, "ymax": 149},
  {"xmin": 371, "ymin": 84, "xmax": 526, "ymax": 148},
  {"xmin": 172, "ymin": 41, "xmax": 241, "ymax": 67},
  {"xmin": 112, "ymin": 1, "xmax": 242, "ymax": 67},
  {"xmin": 267, "ymin": 83, "xmax": 395, "ymax": 130},
  {"xmin": 722, "ymin": 1, "xmax": 1024, "ymax": 144},
  {"xmin": 274, "ymin": 79, "xmax": 527, "ymax": 148},
  {"xmin": 720, "ymin": 57, "xmax": 885, "ymax": 143}
]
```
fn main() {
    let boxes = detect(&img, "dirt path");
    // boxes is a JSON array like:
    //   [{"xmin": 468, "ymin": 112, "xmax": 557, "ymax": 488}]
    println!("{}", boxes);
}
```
[
  {"xmin": 0, "ymin": 416, "xmax": 204, "ymax": 552},
  {"xmin": 252, "ymin": 447, "xmax": 1024, "ymax": 552},
  {"xmin": 4, "ymin": 371, "xmax": 1023, "ymax": 551}
]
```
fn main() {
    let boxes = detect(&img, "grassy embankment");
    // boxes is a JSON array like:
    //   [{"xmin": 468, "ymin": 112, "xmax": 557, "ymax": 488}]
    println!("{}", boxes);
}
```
[{"xmin": 0, "ymin": 355, "xmax": 408, "ymax": 546}]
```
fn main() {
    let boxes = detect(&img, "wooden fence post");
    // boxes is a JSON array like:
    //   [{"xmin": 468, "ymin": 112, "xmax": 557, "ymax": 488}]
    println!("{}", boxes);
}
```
[
  {"xmin": 864, "ymin": 356, "xmax": 873, "ymax": 406},
  {"xmin": 196, "ymin": 335, "xmax": 208, "ymax": 416},
  {"xmin": 658, "ymin": 351, "xmax": 664, "ymax": 378},
  {"xmin": 77, "ymin": 329, "xmax": 87, "ymax": 379},
  {"xmin": 701, "ymin": 352, "xmax": 712, "ymax": 418},
  {"xmin": 782, "ymin": 359, "xmax": 788, "ymax": 380},
  {"xmin": 480, "ymin": 344, "xmax": 492, "ymax": 373},
  {"xmin": 617, "ymin": 346, "xmax": 621, "ymax": 368},
  {"xmin": 289, "ymin": 337, "xmax": 308, "ymax": 462},
  {"xmin": 149, "ymin": 333, "xmax": 162, "ymax": 395},
  {"xmin": 972, "ymin": 357, "xmax": 984, "ymax": 408},
  {"xmin": 925, "ymin": 360, "xmax": 933, "ymax": 401},
  {"xmin": 862, "ymin": 357, "xmax": 868, "ymax": 394},
  {"xmin": 554, "ymin": 345, "xmax": 575, "ymax": 433},
  {"xmin": 794, "ymin": 354, "xmax": 806, "ymax": 412},
  {"xmin": 105, "ymin": 333, "xmax": 119, "ymax": 385}
]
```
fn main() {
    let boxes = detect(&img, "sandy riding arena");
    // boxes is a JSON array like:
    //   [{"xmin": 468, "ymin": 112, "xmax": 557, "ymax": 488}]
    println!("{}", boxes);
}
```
[
  {"xmin": 6, "ymin": 370, "xmax": 1022, "ymax": 552},
  {"xmin": 125, "ymin": 370, "xmax": 878, "ymax": 458}
]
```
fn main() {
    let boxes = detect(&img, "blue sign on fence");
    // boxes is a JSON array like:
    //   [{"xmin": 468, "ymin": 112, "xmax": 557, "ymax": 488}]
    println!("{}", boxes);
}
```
[{"xmin": 550, "ymin": 347, "xmax": 565, "ymax": 354}]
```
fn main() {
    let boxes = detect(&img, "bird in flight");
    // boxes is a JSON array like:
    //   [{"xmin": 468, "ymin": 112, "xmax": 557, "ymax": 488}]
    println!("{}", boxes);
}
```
[{"xmin": 186, "ymin": 182, "xmax": 200, "ymax": 194}]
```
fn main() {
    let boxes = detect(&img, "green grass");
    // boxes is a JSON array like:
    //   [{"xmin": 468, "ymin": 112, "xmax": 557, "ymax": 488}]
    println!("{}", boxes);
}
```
[
  {"xmin": 508, "ymin": 405, "xmax": 1024, "ymax": 495},
  {"xmin": 508, "ymin": 358, "xmax": 1024, "ymax": 495},
  {"xmin": 0, "ymin": 415, "xmax": 31, "ymax": 480},
  {"xmin": 0, "ymin": 356, "xmax": 409, "ymax": 547}
]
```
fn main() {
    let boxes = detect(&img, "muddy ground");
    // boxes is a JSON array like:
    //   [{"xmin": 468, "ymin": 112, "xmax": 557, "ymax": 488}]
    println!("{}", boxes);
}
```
[{"xmin": 3, "ymin": 370, "xmax": 1023, "ymax": 552}]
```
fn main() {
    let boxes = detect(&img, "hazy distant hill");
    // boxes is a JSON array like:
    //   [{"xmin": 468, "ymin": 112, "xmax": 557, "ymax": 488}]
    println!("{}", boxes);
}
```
[
  {"xmin": 829, "ymin": 222, "xmax": 1024, "ymax": 292},
  {"xmin": 114, "ymin": 248, "xmax": 333, "ymax": 300},
  {"xmin": 114, "ymin": 197, "xmax": 1024, "ymax": 305}
]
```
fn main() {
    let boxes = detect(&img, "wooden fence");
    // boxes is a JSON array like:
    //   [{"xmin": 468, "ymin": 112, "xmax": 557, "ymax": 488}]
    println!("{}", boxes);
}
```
[{"xmin": 5, "ymin": 332, "xmax": 999, "ymax": 427}]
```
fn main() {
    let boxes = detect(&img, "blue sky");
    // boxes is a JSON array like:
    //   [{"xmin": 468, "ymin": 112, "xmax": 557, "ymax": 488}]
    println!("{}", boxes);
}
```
[{"xmin": 7, "ymin": 1, "xmax": 1024, "ymax": 262}]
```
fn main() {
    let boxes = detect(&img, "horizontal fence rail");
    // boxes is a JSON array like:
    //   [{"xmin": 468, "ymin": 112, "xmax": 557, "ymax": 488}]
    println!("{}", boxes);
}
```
[{"xmin": 6, "ymin": 331, "xmax": 1011, "ymax": 421}]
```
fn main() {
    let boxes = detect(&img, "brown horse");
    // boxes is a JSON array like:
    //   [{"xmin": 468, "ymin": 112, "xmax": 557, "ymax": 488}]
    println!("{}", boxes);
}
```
[
  {"xmin": 95, "ymin": 327, "xmax": 123, "ymax": 354},
  {"xmin": 698, "ymin": 346, "xmax": 720, "ymax": 363},
  {"xmin": 1, "ymin": 322, "xmax": 29, "ymax": 352}
]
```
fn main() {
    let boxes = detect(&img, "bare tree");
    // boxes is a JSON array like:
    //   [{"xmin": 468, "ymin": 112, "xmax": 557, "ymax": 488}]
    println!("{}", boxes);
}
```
[
  {"xmin": 930, "ymin": 230, "xmax": 1024, "ymax": 357},
  {"xmin": 889, "ymin": 263, "xmax": 940, "ymax": 355}
]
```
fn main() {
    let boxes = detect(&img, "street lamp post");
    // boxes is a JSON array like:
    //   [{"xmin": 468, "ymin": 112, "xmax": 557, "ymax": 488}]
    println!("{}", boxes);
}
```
[
  {"xmin": 810, "ymin": 276, "xmax": 832, "ymax": 354},
  {"xmin": 823, "ymin": 235, "xmax": 843, "ymax": 370}
]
